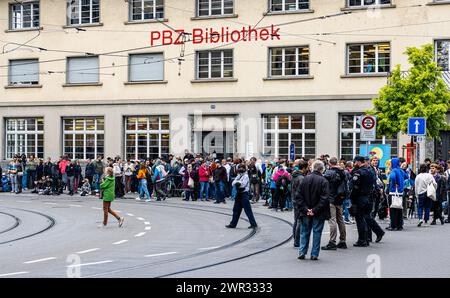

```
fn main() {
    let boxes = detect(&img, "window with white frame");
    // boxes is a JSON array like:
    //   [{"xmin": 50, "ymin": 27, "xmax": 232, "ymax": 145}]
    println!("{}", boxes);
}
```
[
  {"xmin": 129, "ymin": 53, "xmax": 164, "ymax": 82},
  {"xmin": 197, "ymin": 0, "xmax": 234, "ymax": 17},
  {"xmin": 63, "ymin": 117, "xmax": 104, "ymax": 160},
  {"xmin": 347, "ymin": 43, "xmax": 390, "ymax": 74},
  {"xmin": 6, "ymin": 118, "xmax": 44, "ymax": 159},
  {"xmin": 125, "ymin": 116, "xmax": 170, "ymax": 160},
  {"xmin": 270, "ymin": 46, "xmax": 309, "ymax": 77},
  {"xmin": 348, "ymin": 0, "xmax": 391, "ymax": 7},
  {"xmin": 10, "ymin": 1, "xmax": 40, "ymax": 30},
  {"xmin": 340, "ymin": 114, "xmax": 398, "ymax": 162},
  {"xmin": 196, "ymin": 50, "xmax": 233, "ymax": 79},
  {"xmin": 262, "ymin": 114, "xmax": 316, "ymax": 159},
  {"xmin": 67, "ymin": 0, "xmax": 100, "ymax": 25},
  {"xmin": 270, "ymin": 0, "xmax": 309, "ymax": 12},
  {"xmin": 67, "ymin": 56, "xmax": 99, "ymax": 84},
  {"xmin": 436, "ymin": 40, "xmax": 450, "ymax": 71},
  {"xmin": 9, "ymin": 59, "xmax": 39, "ymax": 85},
  {"xmin": 129, "ymin": 0, "xmax": 164, "ymax": 21}
]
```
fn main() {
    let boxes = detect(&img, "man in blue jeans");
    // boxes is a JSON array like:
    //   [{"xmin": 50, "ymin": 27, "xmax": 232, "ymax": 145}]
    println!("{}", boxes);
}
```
[{"xmin": 296, "ymin": 160, "xmax": 330, "ymax": 261}]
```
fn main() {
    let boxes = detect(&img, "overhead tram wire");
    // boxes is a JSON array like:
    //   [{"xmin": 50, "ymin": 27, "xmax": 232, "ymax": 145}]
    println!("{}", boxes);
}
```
[
  {"xmin": 0, "ymin": 4, "xmax": 433, "ymax": 75},
  {"xmin": 0, "ymin": 9, "xmax": 360, "ymax": 70}
]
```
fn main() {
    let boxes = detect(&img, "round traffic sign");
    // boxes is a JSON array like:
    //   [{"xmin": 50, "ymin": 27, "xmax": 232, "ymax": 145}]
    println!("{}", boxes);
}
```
[{"xmin": 362, "ymin": 116, "xmax": 375, "ymax": 130}]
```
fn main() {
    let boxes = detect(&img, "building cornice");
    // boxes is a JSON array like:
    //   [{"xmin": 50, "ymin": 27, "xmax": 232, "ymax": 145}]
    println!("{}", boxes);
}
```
[{"xmin": 0, "ymin": 94, "xmax": 377, "ymax": 107}]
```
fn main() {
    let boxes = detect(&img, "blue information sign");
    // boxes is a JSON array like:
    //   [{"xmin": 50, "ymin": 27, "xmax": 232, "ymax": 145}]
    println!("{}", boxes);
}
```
[{"xmin": 408, "ymin": 117, "xmax": 426, "ymax": 136}]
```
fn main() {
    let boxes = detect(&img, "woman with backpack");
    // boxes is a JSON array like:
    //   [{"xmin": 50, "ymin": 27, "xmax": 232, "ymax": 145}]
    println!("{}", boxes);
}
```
[
  {"xmin": 272, "ymin": 165, "xmax": 291, "ymax": 212},
  {"xmin": 136, "ymin": 164, "xmax": 151, "ymax": 202}
]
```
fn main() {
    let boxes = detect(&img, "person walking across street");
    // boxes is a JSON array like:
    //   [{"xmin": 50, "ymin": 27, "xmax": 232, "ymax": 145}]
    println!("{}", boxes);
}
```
[
  {"xmin": 322, "ymin": 157, "xmax": 348, "ymax": 251},
  {"xmin": 226, "ymin": 164, "xmax": 258, "ymax": 229},
  {"xmin": 296, "ymin": 160, "xmax": 330, "ymax": 261},
  {"xmin": 99, "ymin": 167, "xmax": 124, "ymax": 228}
]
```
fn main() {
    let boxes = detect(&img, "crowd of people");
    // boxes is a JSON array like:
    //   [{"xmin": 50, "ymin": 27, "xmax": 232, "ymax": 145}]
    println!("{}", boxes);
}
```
[{"xmin": 2, "ymin": 152, "xmax": 450, "ymax": 260}]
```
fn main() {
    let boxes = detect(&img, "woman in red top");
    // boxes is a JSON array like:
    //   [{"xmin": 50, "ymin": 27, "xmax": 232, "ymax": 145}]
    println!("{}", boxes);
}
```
[{"xmin": 199, "ymin": 161, "xmax": 210, "ymax": 201}]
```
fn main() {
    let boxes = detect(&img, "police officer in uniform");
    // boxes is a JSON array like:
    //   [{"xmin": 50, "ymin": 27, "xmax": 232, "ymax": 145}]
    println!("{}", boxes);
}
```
[{"xmin": 350, "ymin": 156, "xmax": 385, "ymax": 247}]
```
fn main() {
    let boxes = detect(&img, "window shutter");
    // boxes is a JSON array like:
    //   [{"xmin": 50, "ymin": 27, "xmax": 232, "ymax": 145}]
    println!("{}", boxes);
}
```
[
  {"xmin": 129, "ymin": 53, "xmax": 164, "ymax": 82},
  {"xmin": 67, "ymin": 56, "xmax": 99, "ymax": 84},
  {"xmin": 9, "ymin": 59, "xmax": 39, "ymax": 85}
]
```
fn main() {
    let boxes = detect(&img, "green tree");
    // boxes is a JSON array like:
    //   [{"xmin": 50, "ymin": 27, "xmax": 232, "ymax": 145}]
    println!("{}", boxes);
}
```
[{"xmin": 368, "ymin": 44, "xmax": 450, "ymax": 139}]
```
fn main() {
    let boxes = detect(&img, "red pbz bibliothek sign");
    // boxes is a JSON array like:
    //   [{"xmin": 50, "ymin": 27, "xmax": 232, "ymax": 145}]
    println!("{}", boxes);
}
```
[{"xmin": 150, "ymin": 25, "xmax": 281, "ymax": 46}]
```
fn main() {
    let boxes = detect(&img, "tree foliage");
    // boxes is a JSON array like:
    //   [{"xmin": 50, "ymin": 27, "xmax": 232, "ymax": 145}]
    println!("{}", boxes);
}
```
[{"xmin": 367, "ymin": 44, "xmax": 450, "ymax": 139}]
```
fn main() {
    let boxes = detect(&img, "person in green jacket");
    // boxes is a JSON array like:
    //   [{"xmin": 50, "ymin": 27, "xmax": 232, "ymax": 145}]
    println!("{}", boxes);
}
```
[{"xmin": 100, "ymin": 167, "xmax": 124, "ymax": 228}]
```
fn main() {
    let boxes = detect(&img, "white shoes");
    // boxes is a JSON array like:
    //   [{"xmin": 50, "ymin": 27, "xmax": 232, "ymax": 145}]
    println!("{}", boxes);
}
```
[
  {"xmin": 145, "ymin": 199, "xmax": 152, "ymax": 202},
  {"xmin": 97, "ymin": 224, "xmax": 106, "ymax": 228},
  {"xmin": 136, "ymin": 197, "xmax": 142, "ymax": 201},
  {"xmin": 118, "ymin": 217, "xmax": 124, "ymax": 227}
]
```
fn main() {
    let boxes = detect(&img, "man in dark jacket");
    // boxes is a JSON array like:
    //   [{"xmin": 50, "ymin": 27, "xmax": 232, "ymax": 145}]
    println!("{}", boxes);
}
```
[
  {"xmin": 292, "ymin": 160, "xmax": 308, "ymax": 248},
  {"xmin": 321, "ymin": 157, "xmax": 348, "ymax": 251},
  {"xmin": 85, "ymin": 159, "xmax": 95, "ymax": 191},
  {"xmin": 297, "ymin": 160, "xmax": 330, "ymax": 261},
  {"xmin": 213, "ymin": 161, "xmax": 228, "ymax": 204}
]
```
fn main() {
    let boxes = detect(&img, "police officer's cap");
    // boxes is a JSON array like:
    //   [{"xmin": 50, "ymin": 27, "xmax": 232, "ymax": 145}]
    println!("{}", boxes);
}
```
[{"xmin": 353, "ymin": 155, "xmax": 365, "ymax": 163}]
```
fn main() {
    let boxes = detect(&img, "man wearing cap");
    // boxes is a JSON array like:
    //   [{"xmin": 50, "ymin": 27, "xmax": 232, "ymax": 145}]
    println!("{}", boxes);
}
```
[{"xmin": 350, "ymin": 156, "xmax": 384, "ymax": 247}]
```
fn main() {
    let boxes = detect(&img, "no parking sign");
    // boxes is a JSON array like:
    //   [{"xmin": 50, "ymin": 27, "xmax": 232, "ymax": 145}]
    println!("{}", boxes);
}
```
[{"xmin": 360, "ymin": 115, "xmax": 376, "ymax": 141}]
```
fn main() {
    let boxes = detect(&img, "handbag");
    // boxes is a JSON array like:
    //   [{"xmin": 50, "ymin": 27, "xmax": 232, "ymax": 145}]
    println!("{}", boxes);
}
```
[
  {"xmin": 390, "ymin": 190, "xmax": 403, "ymax": 209},
  {"xmin": 427, "ymin": 181, "xmax": 437, "ymax": 202},
  {"xmin": 188, "ymin": 177, "xmax": 195, "ymax": 189}
]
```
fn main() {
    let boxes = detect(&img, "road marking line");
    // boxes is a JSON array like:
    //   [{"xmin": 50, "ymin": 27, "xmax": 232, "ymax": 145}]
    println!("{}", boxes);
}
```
[
  {"xmin": 69, "ymin": 204, "xmax": 82, "ymax": 208},
  {"xmin": 134, "ymin": 232, "xmax": 146, "ymax": 237},
  {"xmin": 91, "ymin": 207, "xmax": 102, "ymax": 210},
  {"xmin": 127, "ymin": 213, "xmax": 134, "ymax": 217},
  {"xmin": 113, "ymin": 240, "xmax": 128, "ymax": 245},
  {"xmin": 144, "ymin": 222, "xmax": 151, "ymax": 225},
  {"xmin": 145, "ymin": 226, "xmax": 152, "ymax": 231},
  {"xmin": 198, "ymin": 246, "xmax": 220, "ymax": 250},
  {"xmin": 136, "ymin": 217, "xmax": 145, "ymax": 221},
  {"xmin": 44, "ymin": 202, "xmax": 58, "ymax": 205},
  {"xmin": 17, "ymin": 200, "xmax": 31, "ymax": 203},
  {"xmin": 76, "ymin": 248, "xmax": 100, "ymax": 254},
  {"xmin": 24, "ymin": 257, "xmax": 57, "ymax": 264},
  {"xmin": 0, "ymin": 199, "xmax": 4, "ymax": 202},
  {"xmin": 0, "ymin": 271, "xmax": 29, "ymax": 277},
  {"xmin": 145, "ymin": 252, "xmax": 177, "ymax": 258},
  {"xmin": 66, "ymin": 260, "xmax": 113, "ymax": 268}
]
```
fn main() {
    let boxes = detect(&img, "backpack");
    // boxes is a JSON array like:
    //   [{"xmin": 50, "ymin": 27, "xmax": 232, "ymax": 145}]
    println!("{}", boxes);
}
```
[
  {"xmin": 276, "ymin": 174, "xmax": 289, "ymax": 190},
  {"xmin": 336, "ymin": 171, "xmax": 349, "ymax": 199}
]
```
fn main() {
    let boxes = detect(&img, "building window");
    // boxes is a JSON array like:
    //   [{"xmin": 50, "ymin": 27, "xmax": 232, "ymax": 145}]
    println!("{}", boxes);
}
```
[
  {"xmin": 197, "ymin": 0, "xmax": 234, "ymax": 17},
  {"xmin": 270, "ymin": 46, "xmax": 309, "ymax": 77},
  {"xmin": 63, "ymin": 117, "xmax": 104, "ymax": 160},
  {"xmin": 347, "ymin": 43, "xmax": 390, "ymax": 74},
  {"xmin": 436, "ymin": 40, "xmax": 450, "ymax": 71},
  {"xmin": 67, "ymin": 56, "xmax": 99, "ymax": 84},
  {"xmin": 270, "ymin": 0, "xmax": 309, "ymax": 12},
  {"xmin": 5, "ymin": 118, "xmax": 44, "ymax": 159},
  {"xmin": 262, "ymin": 114, "xmax": 316, "ymax": 159},
  {"xmin": 196, "ymin": 50, "xmax": 233, "ymax": 79},
  {"xmin": 125, "ymin": 116, "xmax": 170, "ymax": 160},
  {"xmin": 67, "ymin": 0, "xmax": 100, "ymax": 25},
  {"xmin": 129, "ymin": 0, "xmax": 164, "ymax": 21},
  {"xmin": 339, "ymin": 114, "xmax": 398, "ymax": 162},
  {"xmin": 129, "ymin": 53, "xmax": 164, "ymax": 82},
  {"xmin": 9, "ymin": 59, "xmax": 39, "ymax": 86},
  {"xmin": 347, "ymin": 0, "xmax": 391, "ymax": 7},
  {"xmin": 10, "ymin": 1, "xmax": 40, "ymax": 30}
]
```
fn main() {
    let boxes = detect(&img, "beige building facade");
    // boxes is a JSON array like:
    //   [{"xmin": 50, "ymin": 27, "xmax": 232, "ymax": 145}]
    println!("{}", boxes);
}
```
[{"xmin": 0, "ymin": 0, "xmax": 449, "ymax": 162}]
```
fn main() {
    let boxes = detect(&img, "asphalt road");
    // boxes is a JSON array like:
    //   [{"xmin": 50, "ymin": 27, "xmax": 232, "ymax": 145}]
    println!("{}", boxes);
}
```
[{"xmin": 0, "ymin": 192, "xmax": 449, "ymax": 278}]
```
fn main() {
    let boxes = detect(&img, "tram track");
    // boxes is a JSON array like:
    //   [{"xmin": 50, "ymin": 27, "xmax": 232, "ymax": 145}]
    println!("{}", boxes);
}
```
[
  {"xmin": 0, "ymin": 211, "xmax": 21, "ymax": 235},
  {"xmin": 0, "ymin": 207, "xmax": 56, "ymax": 245},
  {"xmin": 84, "ymin": 201, "xmax": 293, "ymax": 278}
]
